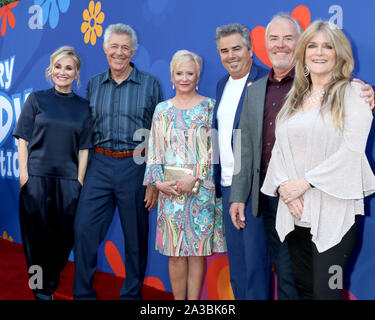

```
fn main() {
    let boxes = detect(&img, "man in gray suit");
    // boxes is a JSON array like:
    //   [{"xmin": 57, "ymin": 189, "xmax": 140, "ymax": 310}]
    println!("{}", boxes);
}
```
[{"xmin": 230, "ymin": 14, "xmax": 375, "ymax": 299}]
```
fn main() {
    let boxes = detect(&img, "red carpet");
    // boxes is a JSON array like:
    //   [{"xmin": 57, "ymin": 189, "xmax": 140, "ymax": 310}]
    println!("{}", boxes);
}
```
[{"xmin": 0, "ymin": 238, "xmax": 173, "ymax": 300}]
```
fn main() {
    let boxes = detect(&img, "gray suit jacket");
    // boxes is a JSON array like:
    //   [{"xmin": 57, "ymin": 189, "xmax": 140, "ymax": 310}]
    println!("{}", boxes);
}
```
[{"xmin": 229, "ymin": 74, "xmax": 269, "ymax": 217}]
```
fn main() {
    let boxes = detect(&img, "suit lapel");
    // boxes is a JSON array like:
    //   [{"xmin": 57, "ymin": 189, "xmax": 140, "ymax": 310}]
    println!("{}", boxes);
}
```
[
  {"xmin": 254, "ymin": 76, "xmax": 268, "ymax": 143},
  {"xmin": 232, "ymin": 64, "xmax": 261, "ymax": 130}
]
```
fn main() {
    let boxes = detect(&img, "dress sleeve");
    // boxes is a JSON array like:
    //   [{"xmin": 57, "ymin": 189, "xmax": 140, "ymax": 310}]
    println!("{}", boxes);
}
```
[
  {"xmin": 305, "ymin": 82, "xmax": 375, "ymax": 199},
  {"xmin": 79, "ymin": 110, "xmax": 93, "ymax": 150},
  {"xmin": 143, "ymin": 104, "xmax": 165, "ymax": 185},
  {"xmin": 12, "ymin": 93, "xmax": 37, "ymax": 141},
  {"xmin": 260, "ymin": 137, "xmax": 289, "ymax": 197},
  {"xmin": 193, "ymin": 100, "xmax": 214, "ymax": 187}
]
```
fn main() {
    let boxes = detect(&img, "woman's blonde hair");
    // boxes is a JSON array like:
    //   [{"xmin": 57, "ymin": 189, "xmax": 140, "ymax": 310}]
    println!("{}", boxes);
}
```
[
  {"xmin": 277, "ymin": 20, "xmax": 354, "ymax": 129},
  {"xmin": 45, "ymin": 46, "xmax": 82, "ymax": 87},
  {"xmin": 170, "ymin": 50, "xmax": 202, "ymax": 80}
]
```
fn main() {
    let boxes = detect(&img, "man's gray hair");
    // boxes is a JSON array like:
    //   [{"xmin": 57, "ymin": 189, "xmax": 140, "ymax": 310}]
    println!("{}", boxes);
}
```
[
  {"xmin": 215, "ymin": 23, "xmax": 252, "ymax": 50},
  {"xmin": 103, "ymin": 23, "xmax": 138, "ymax": 50},
  {"xmin": 265, "ymin": 13, "xmax": 303, "ymax": 40}
]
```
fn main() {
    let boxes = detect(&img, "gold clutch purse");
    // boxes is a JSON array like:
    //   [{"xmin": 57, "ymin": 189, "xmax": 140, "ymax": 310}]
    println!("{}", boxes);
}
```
[{"xmin": 163, "ymin": 166, "xmax": 200, "ymax": 194}]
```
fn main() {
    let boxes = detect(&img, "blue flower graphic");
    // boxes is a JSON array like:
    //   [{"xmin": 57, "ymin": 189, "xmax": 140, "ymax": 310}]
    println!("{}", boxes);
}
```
[{"xmin": 34, "ymin": 0, "xmax": 70, "ymax": 29}]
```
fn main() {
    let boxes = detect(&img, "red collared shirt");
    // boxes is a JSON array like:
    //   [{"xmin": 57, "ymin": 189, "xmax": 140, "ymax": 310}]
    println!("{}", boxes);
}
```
[{"xmin": 261, "ymin": 67, "xmax": 295, "ymax": 175}]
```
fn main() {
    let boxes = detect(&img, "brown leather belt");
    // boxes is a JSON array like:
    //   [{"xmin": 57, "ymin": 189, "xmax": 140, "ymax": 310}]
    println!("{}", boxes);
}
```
[{"xmin": 94, "ymin": 146, "xmax": 145, "ymax": 158}]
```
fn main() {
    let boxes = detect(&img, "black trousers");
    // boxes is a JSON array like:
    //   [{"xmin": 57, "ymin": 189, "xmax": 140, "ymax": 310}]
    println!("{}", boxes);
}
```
[
  {"xmin": 19, "ymin": 175, "xmax": 81, "ymax": 299},
  {"xmin": 260, "ymin": 193, "xmax": 299, "ymax": 300},
  {"xmin": 285, "ymin": 222, "xmax": 357, "ymax": 300}
]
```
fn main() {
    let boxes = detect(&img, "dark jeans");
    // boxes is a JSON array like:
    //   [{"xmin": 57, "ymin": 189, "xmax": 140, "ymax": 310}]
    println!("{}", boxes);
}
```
[
  {"xmin": 286, "ymin": 223, "xmax": 357, "ymax": 300},
  {"xmin": 259, "ymin": 191, "xmax": 299, "ymax": 300}
]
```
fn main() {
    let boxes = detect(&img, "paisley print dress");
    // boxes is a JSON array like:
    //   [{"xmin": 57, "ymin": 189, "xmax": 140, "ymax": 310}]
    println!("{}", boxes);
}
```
[{"xmin": 143, "ymin": 98, "xmax": 226, "ymax": 256}]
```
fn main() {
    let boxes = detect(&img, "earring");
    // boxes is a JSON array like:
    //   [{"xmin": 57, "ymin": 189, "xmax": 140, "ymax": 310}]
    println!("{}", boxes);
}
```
[
  {"xmin": 304, "ymin": 65, "xmax": 310, "ymax": 77},
  {"xmin": 196, "ymin": 83, "xmax": 199, "ymax": 91},
  {"xmin": 172, "ymin": 83, "xmax": 175, "ymax": 90}
]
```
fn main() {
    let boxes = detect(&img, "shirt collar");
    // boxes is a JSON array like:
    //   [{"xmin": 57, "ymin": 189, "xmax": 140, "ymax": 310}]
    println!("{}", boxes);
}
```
[
  {"xmin": 101, "ymin": 62, "xmax": 141, "ymax": 85},
  {"xmin": 268, "ymin": 66, "xmax": 295, "ymax": 83}
]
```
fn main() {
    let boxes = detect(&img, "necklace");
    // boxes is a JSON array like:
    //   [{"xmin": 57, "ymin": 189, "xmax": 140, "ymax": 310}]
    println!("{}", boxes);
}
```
[{"xmin": 304, "ymin": 89, "xmax": 325, "ymax": 104}]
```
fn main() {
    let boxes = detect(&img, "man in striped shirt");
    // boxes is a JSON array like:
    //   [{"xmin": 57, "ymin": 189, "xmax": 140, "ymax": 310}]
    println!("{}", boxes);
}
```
[{"xmin": 73, "ymin": 23, "xmax": 163, "ymax": 300}]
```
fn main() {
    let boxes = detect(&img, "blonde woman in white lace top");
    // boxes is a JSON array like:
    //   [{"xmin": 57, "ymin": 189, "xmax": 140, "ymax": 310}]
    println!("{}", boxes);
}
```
[{"xmin": 261, "ymin": 20, "xmax": 375, "ymax": 300}]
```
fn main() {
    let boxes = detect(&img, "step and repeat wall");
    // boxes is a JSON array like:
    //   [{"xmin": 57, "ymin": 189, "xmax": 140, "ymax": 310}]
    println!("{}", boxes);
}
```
[{"xmin": 1, "ymin": 0, "xmax": 375, "ymax": 299}]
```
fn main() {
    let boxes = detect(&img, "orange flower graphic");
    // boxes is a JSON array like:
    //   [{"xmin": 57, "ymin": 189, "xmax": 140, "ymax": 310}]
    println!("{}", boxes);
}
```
[
  {"xmin": 2, "ymin": 230, "xmax": 13, "ymax": 242},
  {"xmin": 104, "ymin": 240, "xmax": 170, "ymax": 298},
  {"xmin": 0, "ymin": 1, "xmax": 18, "ymax": 37},
  {"xmin": 81, "ymin": 0, "xmax": 104, "ymax": 45}
]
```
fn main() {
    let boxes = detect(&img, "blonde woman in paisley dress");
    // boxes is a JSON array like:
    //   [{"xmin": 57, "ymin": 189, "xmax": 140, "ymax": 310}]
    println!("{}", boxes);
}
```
[{"xmin": 144, "ymin": 50, "xmax": 226, "ymax": 300}]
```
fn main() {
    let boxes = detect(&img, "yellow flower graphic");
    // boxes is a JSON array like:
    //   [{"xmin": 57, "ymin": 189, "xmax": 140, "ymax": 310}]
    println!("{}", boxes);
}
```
[
  {"xmin": 2, "ymin": 230, "xmax": 13, "ymax": 242},
  {"xmin": 81, "ymin": 0, "xmax": 104, "ymax": 45}
]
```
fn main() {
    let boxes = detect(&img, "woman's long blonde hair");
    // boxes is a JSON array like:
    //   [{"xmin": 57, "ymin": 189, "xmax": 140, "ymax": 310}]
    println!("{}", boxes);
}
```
[{"xmin": 276, "ymin": 20, "xmax": 354, "ymax": 129}]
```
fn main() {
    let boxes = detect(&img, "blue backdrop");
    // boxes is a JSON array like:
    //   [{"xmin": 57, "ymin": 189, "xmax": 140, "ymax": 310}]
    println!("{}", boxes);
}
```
[{"xmin": 1, "ymin": 0, "xmax": 375, "ymax": 299}]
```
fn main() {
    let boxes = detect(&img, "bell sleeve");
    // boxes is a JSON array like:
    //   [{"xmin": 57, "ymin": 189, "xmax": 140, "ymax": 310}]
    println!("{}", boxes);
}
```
[
  {"xmin": 304, "ymin": 83, "xmax": 375, "ymax": 199},
  {"xmin": 261, "ymin": 137, "xmax": 290, "ymax": 197},
  {"xmin": 193, "ymin": 100, "xmax": 215, "ymax": 188},
  {"xmin": 143, "ymin": 104, "xmax": 165, "ymax": 185}
]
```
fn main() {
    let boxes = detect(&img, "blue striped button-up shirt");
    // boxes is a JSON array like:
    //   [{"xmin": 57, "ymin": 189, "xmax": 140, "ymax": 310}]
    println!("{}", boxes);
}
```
[{"xmin": 86, "ymin": 63, "xmax": 163, "ymax": 151}]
